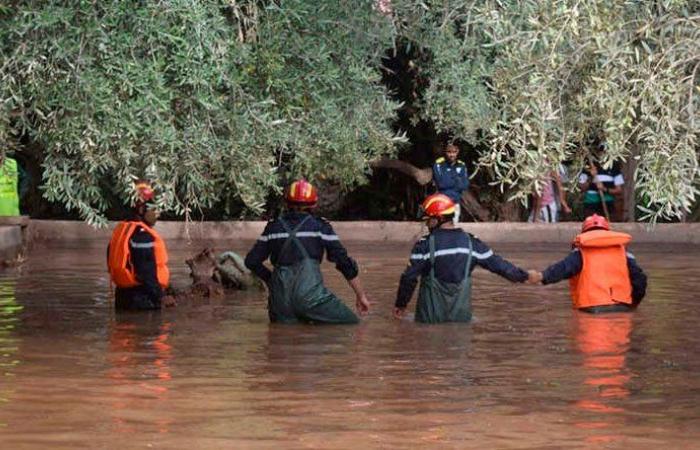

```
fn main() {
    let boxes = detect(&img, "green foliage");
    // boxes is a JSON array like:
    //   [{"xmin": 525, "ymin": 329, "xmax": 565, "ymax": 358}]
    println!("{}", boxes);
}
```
[
  {"xmin": 1, "ymin": 0, "xmax": 698, "ymax": 223},
  {"xmin": 0, "ymin": 0, "xmax": 401, "ymax": 225},
  {"xmin": 391, "ymin": 0, "xmax": 699, "ymax": 222}
]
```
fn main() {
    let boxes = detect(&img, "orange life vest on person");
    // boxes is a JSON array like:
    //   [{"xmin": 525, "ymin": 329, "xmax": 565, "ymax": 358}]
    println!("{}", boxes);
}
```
[
  {"xmin": 108, "ymin": 221, "xmax": 170, "ymax": 289},
  {"xmin": 569, "ymin": 230, "xmax": 633, "ymax": 309}
]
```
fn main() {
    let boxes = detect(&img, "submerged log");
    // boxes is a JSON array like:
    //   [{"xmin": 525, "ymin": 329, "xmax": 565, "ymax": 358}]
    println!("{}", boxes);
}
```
[
  {"xmin": 214, "ymin": 251, "xmax": 263, "ymax": 290},
  {"xmin": 167, "ymin": 248, "xmax": 263, "ymax": 303}
]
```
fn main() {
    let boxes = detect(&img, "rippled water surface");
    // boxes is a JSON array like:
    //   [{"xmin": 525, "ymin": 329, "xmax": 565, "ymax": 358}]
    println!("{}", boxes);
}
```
[{"xmin": 0, "ymin": 238, "xmax": 699, "ymax": 449}]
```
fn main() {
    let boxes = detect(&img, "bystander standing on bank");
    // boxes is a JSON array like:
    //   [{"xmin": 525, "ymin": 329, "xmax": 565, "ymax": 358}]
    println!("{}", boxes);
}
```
[
  {"xmin": 579, "ymin": 145, "xmax": 623, "ymax": 219},
  {"xmin": 0, "ymin": 153, "xmax": 20, "ymax": 216}
]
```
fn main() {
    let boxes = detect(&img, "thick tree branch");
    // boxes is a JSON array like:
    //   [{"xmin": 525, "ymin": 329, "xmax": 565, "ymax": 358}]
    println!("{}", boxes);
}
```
[
  {"xmin": 370, "ymin": 157, "xmax": 433, "ymax": 185},
  {"xmin": 370, "ymin": 157, "xmax": 491, "ymax": 221}
]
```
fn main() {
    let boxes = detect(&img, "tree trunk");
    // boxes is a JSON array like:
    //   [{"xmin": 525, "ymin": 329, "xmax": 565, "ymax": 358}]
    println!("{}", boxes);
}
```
[{"xmin": 370, "ymin": 158, "xmax": 491, "ymax": 221}]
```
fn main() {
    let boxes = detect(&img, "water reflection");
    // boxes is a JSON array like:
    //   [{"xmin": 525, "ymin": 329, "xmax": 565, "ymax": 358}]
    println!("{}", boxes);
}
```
[
  {"xmin": 0, "ymin": 243, "xmax": 699, "ymax": 447},
  {"xmin": 0, "ymin": 280, "xmax": 21, "ymax": 412},
  {"xmin": 106, "ymin": 313, "xmax": 174, "ymax": 434},
  {"xmin": 573, "ymin": 313, "xmax": 633, "ymax": 444}
]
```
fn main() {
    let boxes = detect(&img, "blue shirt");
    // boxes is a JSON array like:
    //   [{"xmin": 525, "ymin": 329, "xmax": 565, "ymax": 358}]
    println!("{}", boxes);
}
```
[{"xmin": 432, "ymin": 158, "xmax": 469, "ymax": 203}]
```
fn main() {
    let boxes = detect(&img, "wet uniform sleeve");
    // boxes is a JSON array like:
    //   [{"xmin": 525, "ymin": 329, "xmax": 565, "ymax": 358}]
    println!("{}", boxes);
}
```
[
  {"xmin": 395, "ymin": 239, "xmax": 431, "ymax": 308},
  {"xmin": 472, "ymin": 237, "xmax": 528, "ymax": 282},
  {"xmin": 627, "ymin": 254, "xmax": 647, "ymax": 305},
  {"xmin": 244, "ymin": 222, "xmax": 274, "ymax": 283},
  {"xmin": 130, "ymin": 229, "xmax": 163, "ymax": 301},
  {"xmin": 321, "ymin": 220, "xmax": 358, "ymax": 280},
  {"xmin": 541, "ymin": 250, "xmax": 583, "ymax": 284}
]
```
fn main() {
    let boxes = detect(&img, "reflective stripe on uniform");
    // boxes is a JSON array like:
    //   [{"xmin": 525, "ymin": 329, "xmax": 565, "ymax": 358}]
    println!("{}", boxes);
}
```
[
  {"xmin": 258, "ymin": 231, "xmax": 339, "ymax": 242},
  {"xmin": 130, "ymin": 240, "xmax": 155, "ymax": 249},
  {"xmin": 410, "ymin": 248, "xmax": 493, "ymax": 260}
]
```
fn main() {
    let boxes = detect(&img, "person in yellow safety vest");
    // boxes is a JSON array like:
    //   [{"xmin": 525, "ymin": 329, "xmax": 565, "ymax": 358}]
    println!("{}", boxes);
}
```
[
  {"xmin": 528, "ymin": 214, "xmax": 647, "ymax": 313},
  {"xmin": 107, "ymin": 180, "xmax": 175, "ymax": 310},
  {"xmin": 0, "ymin": 155, "xmax": 20, "ymax": 216}
]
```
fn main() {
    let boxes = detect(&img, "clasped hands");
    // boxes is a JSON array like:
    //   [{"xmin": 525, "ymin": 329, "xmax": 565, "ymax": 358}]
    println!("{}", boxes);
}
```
[{"xmin": 526, "ymin": 269, "xmax": 543, "ymax": 285}]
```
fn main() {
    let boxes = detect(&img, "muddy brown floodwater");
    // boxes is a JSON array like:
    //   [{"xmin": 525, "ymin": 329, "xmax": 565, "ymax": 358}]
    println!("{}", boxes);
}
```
[{"xmin": 0, "ymin": 239, "xmax": 699, "ymax": 449}]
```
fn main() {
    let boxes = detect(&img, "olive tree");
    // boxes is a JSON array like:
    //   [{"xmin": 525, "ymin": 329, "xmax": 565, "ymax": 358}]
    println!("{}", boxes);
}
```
[
  {"xmin": 0, "ymin": 0, "xmax": 402, "ymax": 225},
  {"xmin": 388, "ymin": 0, "xmax": 699, "ymax": 222}
]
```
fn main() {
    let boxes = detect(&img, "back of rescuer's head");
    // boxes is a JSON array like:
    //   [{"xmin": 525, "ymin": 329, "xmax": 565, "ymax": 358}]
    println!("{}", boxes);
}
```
[
  {"xmin": 285, "ymin": 179, "xmax": 318, "ymax": 210},
  {"xmin": 420, "ymin": 193, "xmax": 455, "ymax": 229},
  {"xmin": 134, "ymin": 180, "xmax": 158, "ymax": 225},
  {"xmin": 581, "ymin": 214, "xmax": 610, "ymax": 233}
]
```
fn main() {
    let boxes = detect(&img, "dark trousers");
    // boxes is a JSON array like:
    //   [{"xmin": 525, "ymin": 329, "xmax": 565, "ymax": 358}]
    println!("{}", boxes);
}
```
[
  {"xmin": 115, "ymin": 287, "xmax": 161, "ymax": 311},
  {"xmin": 580, "ymin": 304, "xmax": 634, "ymax": 314}
]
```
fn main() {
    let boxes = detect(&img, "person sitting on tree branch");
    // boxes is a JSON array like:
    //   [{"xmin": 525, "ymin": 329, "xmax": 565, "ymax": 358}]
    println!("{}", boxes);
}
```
[{"xmin": 432, "ymin": 143, "xmax": 469, "ymax": 225}]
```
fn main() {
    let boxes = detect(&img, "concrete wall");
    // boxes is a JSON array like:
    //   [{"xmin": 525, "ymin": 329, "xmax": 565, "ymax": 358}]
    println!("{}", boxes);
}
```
[
  {"xmin": 0, "ymin": 226, "xmax": 23, "ymax": 260},
  {"xmin": 0, "ymin": 217, "xmax": 29, "ymax": 261},
  {"xmin": 28, "ymin": 219, "xmax": 700, "ymax": 244}
]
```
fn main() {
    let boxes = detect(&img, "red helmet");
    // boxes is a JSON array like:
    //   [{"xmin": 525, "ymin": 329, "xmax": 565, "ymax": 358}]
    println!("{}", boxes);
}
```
[
  {"xmin": 134, "ymin": 180, "xmax": 154, "ymax": 202},
  {"xmin": 285, "ymin": 179, "xmax": 318, "ymax": 206},
  {"xmin": 582, "ymin": 214, "xmax": 610, "ymax": 232},
  {"xmin": 421, "ymin": 193, "xmax": 456, "ymax": 218}
]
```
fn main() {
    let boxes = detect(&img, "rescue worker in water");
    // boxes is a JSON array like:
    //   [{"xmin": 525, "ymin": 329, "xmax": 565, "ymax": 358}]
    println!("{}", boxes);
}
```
[
  {"xmin": 528, "ymin": 214, "xmax": 647, "ymax": 313},
  {"xmin": 107, "ymin": 181, "xmax": 175, "ymax": 310},
  {"xmin": 244, "ymin": 179, "xmax": 371, "ymax": 324},
  {"xmin": 394, "ymin": 193, "xmax": 530, "ymax": 323}
]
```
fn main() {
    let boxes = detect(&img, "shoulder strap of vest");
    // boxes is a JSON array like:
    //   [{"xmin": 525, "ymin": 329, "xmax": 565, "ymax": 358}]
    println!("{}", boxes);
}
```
[
  {"xmin": 119, "ymin": 221, "xmax": 139, "ymax": 245},
  {"xmin": 279, "ymin": 215, "xmax": 312, "ymax": 260},
  {"xmin": 463, "ymin": 233, "xmax": 473, "ymax": 280},
  {"xmin": 428, "ymin": 234, "xmax": 436, "ymax": 281}
]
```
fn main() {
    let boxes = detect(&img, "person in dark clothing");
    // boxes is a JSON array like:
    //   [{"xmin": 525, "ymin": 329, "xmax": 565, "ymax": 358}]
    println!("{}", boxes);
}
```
[
  {"xmin": 432, "ymin": 143, "xmax": 469, "ymax": 224},
  {"xmin": 245, "ymin": 179, "xmax": 370, "ymax": 324},
  {"xmin": 528, "ymin": 214, "xmax": 647, "ymax": 313},
  {"xmin": 394, "ymin": 193, "xmax": 529, "ymax": 323},
  {"xmin": 107, "ymin": 180, "xmax": 175, "ymax": 311}
]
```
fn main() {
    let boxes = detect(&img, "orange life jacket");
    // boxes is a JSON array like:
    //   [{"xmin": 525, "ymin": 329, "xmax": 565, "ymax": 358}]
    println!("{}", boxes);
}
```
[
  {"xmin": 108, "ymin": 221, "xmax": 170, "ymax": 289},
  {"xmin": 569, "ymin": 230, "xmax": 632, "ymax": 309}
]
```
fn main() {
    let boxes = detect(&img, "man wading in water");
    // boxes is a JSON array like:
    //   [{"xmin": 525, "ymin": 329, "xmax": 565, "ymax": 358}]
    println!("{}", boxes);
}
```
[
  {"xmin": 527, "ymin": 214, "xmax": 647, "ymax": 313},
  {"xmin": 245, "ymin": 179, "xmax": 370, "ymax": 324},
  {"xmin": 393, "ymin": 193, "xmax": 533, "ymax": 323},
  {"xmin": 107, "ymin": 180, "xmax": 175, "ymax": 310}
]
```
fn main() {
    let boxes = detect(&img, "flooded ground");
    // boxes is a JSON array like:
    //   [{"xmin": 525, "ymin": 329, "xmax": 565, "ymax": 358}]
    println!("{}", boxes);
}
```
[{"xmin": 0, "ymin": 238, "xmax": 699, "ymax": 449}]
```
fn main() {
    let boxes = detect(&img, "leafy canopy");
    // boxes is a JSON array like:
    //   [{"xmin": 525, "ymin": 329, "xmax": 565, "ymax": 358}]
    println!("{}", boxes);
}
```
[{"xmin": 1, "ymin": 0, "xmax": 698, "ymax": 223}]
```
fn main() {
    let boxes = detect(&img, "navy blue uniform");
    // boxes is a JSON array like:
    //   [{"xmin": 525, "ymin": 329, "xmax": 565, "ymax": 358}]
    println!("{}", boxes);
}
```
[
  {"xmin": 395, "ymin": 228, "xmax": 528, "ymax": 308},
  {"xmin": 245, "ymin": 212, "xmax": 359, "ymax": 284},
  {"xmin": 542, "ymin": 249, "xmax": 647, "ymax": 305},
  {"xmin": 109, "ymin": 226, "xmax": 164, "ymax": 310},
  {"xmin": 432, "ymin": 158, "xmax": 469, "ymax": 203}
]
